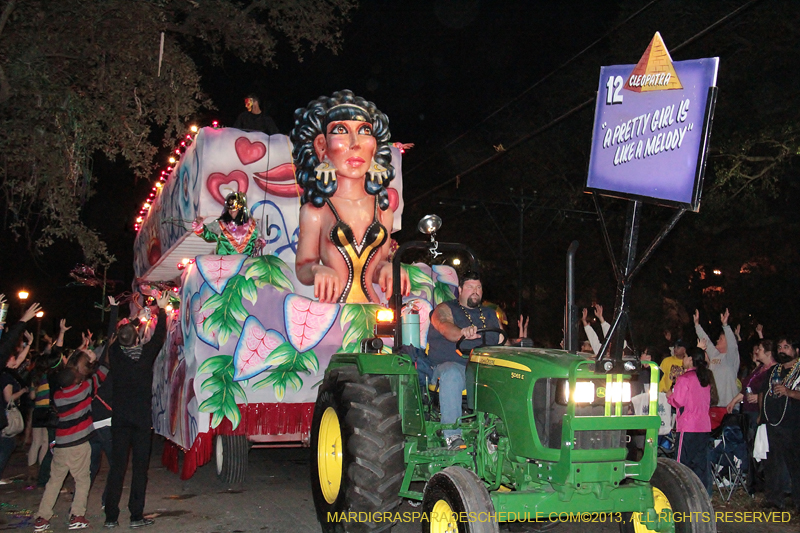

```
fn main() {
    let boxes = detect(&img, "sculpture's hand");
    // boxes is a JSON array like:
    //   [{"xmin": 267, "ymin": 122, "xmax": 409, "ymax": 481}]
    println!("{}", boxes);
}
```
[
  {"xmin": 313, "ymin": 266, "xmax": 342, "ymax": 304},
  {"xmin": 378, "ymin": 263, "xmax": 410, "ymax": 300}
]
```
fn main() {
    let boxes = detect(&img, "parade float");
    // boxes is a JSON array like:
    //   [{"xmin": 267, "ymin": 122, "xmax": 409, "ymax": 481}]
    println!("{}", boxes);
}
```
[{"xmin": 134, "ymin": 97, "xmax": 456, "ymax": 482}]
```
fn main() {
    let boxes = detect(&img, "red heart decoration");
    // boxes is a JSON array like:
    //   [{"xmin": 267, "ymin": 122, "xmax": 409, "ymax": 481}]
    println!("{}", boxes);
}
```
[
  {"xmin": 235, "ymin": 137, "xmax": 267, "ymax": 166},
  {"xmin": 207, "ymin": 170, "xmax": 249, "ymax": 206},
  {"xmin": 387, "ymin": 188, "xmax": 399, "ymax": 212}
]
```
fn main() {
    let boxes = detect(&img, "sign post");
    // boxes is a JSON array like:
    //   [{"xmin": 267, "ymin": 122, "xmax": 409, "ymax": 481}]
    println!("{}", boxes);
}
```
[{"xmin": 584, "ymin": 32, "xmax": 719, "ymax": 362}]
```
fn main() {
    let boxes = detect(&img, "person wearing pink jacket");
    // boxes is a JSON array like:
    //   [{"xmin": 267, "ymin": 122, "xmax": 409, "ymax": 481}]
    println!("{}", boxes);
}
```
[{"xmin": 667, "ymin": 346, "xmax": 712, "ymax": 495}]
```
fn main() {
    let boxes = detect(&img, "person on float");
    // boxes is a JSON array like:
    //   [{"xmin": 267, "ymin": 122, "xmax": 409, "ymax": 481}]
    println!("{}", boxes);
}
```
[
  {"xmin": 232, "ymin": 93, "xmax": 279, "ymax": 134},
  {"xmin": 192, "ymin": 192, "xmax": 265, "ymax": 256},
  {"xmin": 290, "ymin": 90, "xmax": 409, "ymax": 304}
]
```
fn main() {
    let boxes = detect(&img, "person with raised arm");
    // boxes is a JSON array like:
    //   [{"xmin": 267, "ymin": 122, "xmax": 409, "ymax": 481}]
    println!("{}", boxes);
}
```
[{"xmin": 694, "ymin": 308, "xmax": 740, "ymax": 407}]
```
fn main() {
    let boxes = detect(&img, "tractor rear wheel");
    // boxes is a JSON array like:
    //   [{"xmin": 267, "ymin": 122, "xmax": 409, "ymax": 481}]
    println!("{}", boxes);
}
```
[
  {"xmin": 621, "ymin": 457, "xmax": 715, "ymax": 533},
  {"xmin": 311, "ymin": 367, "xmax": 405, "ymax": 533},
  {"xmin": 422, "ymin": 466, "xmax": 498, "ymax": 533}
]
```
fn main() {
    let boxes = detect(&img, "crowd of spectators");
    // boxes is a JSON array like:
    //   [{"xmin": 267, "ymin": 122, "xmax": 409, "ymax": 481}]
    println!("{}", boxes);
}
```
[
  {"xmin": 0, "ymin": 291, "xmax": 169, "ymax": 531},
  {"xmin": 578, "ymin": 302, "xmax": 800, "ymax": 510}
]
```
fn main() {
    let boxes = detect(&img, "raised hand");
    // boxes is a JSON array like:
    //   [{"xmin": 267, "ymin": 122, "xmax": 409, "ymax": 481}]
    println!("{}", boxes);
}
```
[
  {"xmin": 693, "ymin": 309, "xmax": 700, "ymax": 325},
  {"xmin": 108, "ymin": 295, "xmax": 119, "ymax": 307},
  {"xmin": 593, "ymin": 303, "xmax": 605, "ymax": 323},
  {"xmin": 720, "ymin": 308, "xmax": 730, "ymax": 326},
  {"xmin": 23, "ymin": 331, "xmax": 33, "ymax": 344},
  {"xmin": 518, "ymin": 315, "xmax": 529, "ymax": 338},
  {"xmin": 698, "ymin": 338, "xmax": 708, "ymax": 351},
  {"xmin": 20, "ymin": 303, "xmax": 43, "ymax": 322},
  {"xmin": 581, "ymin": 308, "xmax": 589, "ymax": 326},
  {"xmin": 59, "ymin": 319, "xmax": 72, "ymax": 333},
  {"xmin": 155, "ymin": 291, "xmax": 172, "ymax": 309},
  {"xmin": 81, "ymin": 330, "xmax": 93, "ymax": 349},
  {"xmin": 755, "ymin": 324, "xmax": 764, "ymax": 339}
]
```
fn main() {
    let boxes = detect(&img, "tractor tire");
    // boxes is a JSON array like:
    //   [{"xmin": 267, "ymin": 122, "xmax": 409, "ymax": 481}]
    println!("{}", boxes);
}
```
[
  {"xmin": 620, "ymin": 457, "xmax": 715, "ymax": 533},
  {"xmin": 311, "ymin": 367, "xmax": 405, "ymax": 533},
  {"xmin": 422, "ymin": 466, "xmax": 498, "ymax": 533},
  {"xmin": 215, "ymin": 434, "xmax": 249, "ymax": 485}
]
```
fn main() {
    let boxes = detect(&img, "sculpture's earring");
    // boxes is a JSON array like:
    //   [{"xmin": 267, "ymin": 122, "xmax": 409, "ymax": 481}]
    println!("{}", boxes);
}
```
[
  {"xmin": 366, "ymin": 160, "xmax": 388, "ymax": 185},
  {"xmin": 314, "ymin": 159, "xmax": 337, "ymax": 187}
]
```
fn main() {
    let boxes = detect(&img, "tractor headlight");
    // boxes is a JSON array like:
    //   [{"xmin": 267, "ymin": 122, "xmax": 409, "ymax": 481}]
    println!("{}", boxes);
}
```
[
  {"xmin": 557, "ymin": 380, "xmax": 595, "ymax": 405},
  {"xmin": 607, "ymin": 381, "xmax": 632, "ymax": 403}
]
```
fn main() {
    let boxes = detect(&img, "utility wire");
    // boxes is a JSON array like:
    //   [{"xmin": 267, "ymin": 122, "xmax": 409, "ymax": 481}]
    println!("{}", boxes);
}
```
[
  {"xmin": 404, "ymin": 0, "xmax": 663, "ymax": 179},
  {"xmin": 407, "ymin": 0, "xmax": 763, "ymax": 208}
]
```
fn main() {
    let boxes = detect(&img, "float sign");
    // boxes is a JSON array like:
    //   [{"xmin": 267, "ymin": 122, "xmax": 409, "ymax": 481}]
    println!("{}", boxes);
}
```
[{"xmin": 585, "ymin": 32, "xmax": 718, "ymax": 211}]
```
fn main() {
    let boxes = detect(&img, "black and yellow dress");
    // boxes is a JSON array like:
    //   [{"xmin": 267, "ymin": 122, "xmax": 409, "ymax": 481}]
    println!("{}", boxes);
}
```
[{"xmin": 326, "ymin": 197, "xmax": 387, "ymax": 303}]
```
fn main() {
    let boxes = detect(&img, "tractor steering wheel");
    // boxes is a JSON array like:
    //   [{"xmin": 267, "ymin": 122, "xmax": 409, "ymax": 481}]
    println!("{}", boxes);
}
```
[{"xmin": 455, "ymin": 328, "xmax": 507, "ymax": 355}]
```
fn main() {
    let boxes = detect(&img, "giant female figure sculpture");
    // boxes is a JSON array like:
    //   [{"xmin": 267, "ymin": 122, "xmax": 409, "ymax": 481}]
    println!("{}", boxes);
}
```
[{"xmin": 291, "ymin": 90, "xmax": 409, "ymax": 304}]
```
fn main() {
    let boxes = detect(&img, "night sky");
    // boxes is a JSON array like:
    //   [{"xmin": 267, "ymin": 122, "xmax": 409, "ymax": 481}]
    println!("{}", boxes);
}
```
[{"xmin": 2, "ymin": 0, "xmax": 792, "ymax": 345}]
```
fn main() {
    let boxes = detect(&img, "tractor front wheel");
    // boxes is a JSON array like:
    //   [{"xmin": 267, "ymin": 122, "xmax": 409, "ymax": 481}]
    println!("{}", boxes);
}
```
[
  {"xmin": 422, "ymin": 466, "xmax": 498, "ymax": 533},
  {"xmin": 621, "ymin": 457, "xmax": 715, "ymax": 533},
  {"xmin": 310, "ymin": 367, "xmax": 405, "ymax": 533}
]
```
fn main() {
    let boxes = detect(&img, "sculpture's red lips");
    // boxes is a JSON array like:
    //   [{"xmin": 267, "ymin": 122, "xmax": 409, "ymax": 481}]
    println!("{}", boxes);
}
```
[{"xmin": 253, "ymin": 163, "xmax": 301, "ymax": 198}]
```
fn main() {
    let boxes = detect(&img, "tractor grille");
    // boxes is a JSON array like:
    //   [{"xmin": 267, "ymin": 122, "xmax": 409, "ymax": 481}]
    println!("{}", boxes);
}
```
[{"xmin": 533, "ymin": 378, "xmax": 628, "ymax": 450}]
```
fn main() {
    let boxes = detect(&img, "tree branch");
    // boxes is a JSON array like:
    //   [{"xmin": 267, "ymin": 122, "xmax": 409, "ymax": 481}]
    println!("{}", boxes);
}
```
[
  {"xmin": 0, "ymin": 0, "xmax": 16, "ymax": 104},
  {"xmin": 0, "ymin": 0, "xmax": 16, "ymax": 37}
]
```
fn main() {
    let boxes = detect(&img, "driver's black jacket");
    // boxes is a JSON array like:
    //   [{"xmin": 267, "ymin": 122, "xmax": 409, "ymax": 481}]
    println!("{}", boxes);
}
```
[{"xmin": 427, "ymin": 300, "xmax": 501, "ymax": 367}]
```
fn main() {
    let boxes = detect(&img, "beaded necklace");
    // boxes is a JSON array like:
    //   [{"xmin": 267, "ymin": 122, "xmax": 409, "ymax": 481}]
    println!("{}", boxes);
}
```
[
  {"xmin": 764, "ymin": 358, "xmax": 800, "ymax": 426},
  {"xmin": 458, "ymin": 303, "xmax": 486, "ymax": 329}
]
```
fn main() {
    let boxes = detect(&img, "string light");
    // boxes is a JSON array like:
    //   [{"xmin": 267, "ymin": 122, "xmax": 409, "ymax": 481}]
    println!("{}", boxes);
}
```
[{"xmin": 135, "ymin": 121, "xmax": 219, "ymax": 231}]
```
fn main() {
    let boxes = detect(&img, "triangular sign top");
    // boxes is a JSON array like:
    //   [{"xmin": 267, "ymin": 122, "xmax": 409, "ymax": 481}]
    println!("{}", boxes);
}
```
[{"xmin": 624, "ymin": 32, "xmax": 683, "ymax": 93}]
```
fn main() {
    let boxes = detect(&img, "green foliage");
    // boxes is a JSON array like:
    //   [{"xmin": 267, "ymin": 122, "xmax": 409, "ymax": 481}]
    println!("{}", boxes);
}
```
[
  {"xmin": 0, "ymin": 0, "xmax": 356, "ymax": 266},
  {"xmin": 200, "ymin": 274, "xmax": 257, "ymax": 346},
  {"xmin": 252, "ymin": 370, "xmax": 304, "ymax": 402},
  {"xmin": 433, "ymin": 280, "xmax": 455, "ymax": 306},
  {"xmin": 198, "ymin": 355, "xmax": 246, "ymax": 430},
  {"xmin": 252, "ymin": 341, "xmax": 319, "ymax": 401},
  {"xmin": 339, "ymin": 303, "xmax": 382, "ymax": 352},
  {"xmin": 404, "ymin": 264, "xmax": 432, "ymax": 301},
  {"xmin": 245, "ymin": 255, "xmax": 295, "ymax": 292}
]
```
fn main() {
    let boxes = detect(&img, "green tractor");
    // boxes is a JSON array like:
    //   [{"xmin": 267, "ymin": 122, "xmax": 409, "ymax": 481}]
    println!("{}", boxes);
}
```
[{"xmin": 310, "ymin": 225, "xmax": 714, "ymax": 533}]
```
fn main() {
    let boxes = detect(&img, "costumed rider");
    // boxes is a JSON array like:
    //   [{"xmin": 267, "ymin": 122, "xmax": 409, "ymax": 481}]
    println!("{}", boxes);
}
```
[
  {"xmin": 192, "ymin": 192, "xmax": 265, "ymax": 256},
  {"xmin": 428, "ymin": 271, "xmax": 527, "ymax": 449}
]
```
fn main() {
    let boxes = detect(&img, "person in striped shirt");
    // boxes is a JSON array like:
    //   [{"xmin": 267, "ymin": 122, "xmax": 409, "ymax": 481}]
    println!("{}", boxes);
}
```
[{"xmin": 34, "ymin": 348, "xmax": 107, "ymax": 532}]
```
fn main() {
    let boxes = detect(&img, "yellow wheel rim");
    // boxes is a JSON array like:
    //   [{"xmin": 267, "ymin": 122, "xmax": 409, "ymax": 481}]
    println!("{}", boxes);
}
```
[
  {"xmin": 431, "ymin": 499, "xmax": 458, "ymax": 533},
  {"xmin": 632, "ymin": 487, "xmax": 672, "ymax": 533},
  {"xmin": 317, "ymin": 407, "xmax": 343, "ymax": 504}
]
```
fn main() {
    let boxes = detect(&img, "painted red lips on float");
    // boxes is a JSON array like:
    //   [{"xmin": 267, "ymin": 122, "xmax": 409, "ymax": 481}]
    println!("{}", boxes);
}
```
[
  {"xmin": 206, "ymin": 136, "xmax": 399, "ymax": 211},
  {"xmin": 206, "ymin": 136, "xmax": 301, "ymax": 205}
]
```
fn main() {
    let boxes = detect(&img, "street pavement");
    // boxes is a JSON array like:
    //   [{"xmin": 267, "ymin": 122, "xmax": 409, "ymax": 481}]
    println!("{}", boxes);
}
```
[{"xmin": 0, "ymin": 437, "xmax": 796, "ymax": 532}]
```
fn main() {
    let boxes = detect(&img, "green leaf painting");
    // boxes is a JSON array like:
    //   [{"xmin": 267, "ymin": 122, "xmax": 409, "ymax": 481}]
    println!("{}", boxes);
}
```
[
  {"xmin": 245, "ymin": 255, "xmax": 295, "ymax": 293},
  {"xmin": 433, "ymin": 280, "xmax": 456, "ymax": 306},
  {"xmin": 404, "ymin": 264, "xmax": 433, "ymax": 301},
  {"xmin": 252, "ymin": 343, "xmax": 317, "ymax": 401},
  {"xmin": 339, "ymin": 303, "xmax": 382, "ymax": 352},
  {"xmin": 200, "ymin": 274, "xmax": 257, "ymax": 346},
  {"xmin": 252, "ymin": 369, "xmax": 304, "ymax": 401},
  {"xmin": 198, "ymin": 355, "xmax": 246, "ymax": 430}
]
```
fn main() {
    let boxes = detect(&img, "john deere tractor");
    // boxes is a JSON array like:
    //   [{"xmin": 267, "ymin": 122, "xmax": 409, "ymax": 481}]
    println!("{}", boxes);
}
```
[{"xmin": 310, "ymin": 220, "xmax": 714, "ymax": 533}]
